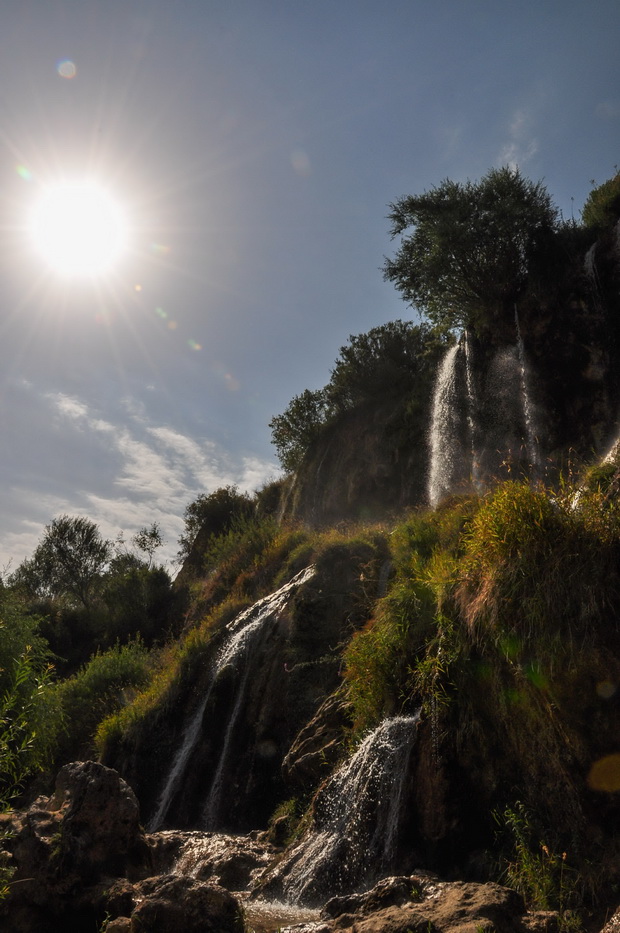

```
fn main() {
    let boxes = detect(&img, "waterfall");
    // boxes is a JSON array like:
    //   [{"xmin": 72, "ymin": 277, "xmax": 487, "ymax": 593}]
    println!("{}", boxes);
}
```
[
  {"xmin": 463, "ymin": 331, "xmax": 481, "ymax": 492},
  {"xmin": 584, "ymin": 242, "xmax": 604, "ymax": 313},
  {"xmin": 428, "ymin": 343, "xmax": 460, "ymax": 507},
  {"xmin": 147, "ymin": 565, "xmax": 315, "ymax": 832},
  {"xmin": 514, "ymin": 307, "xmax": 541, "ymax": 476},
  {"xmin": 280, "ymin": 713, "xmax": 419, "ymax": 905}
]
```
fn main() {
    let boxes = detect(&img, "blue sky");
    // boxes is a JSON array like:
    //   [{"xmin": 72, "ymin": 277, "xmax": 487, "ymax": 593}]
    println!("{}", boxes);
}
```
[{"xmin": 0, "ymin": 0, "xmax": 618, "ymax": 569}]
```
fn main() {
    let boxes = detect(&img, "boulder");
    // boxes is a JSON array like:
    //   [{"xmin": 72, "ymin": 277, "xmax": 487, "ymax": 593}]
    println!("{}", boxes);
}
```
[
  {"xmin": 147, "ymin": 829, "xmax": 276, "ymax": 889},
  {"xmin": 127, "ymin": 874, "xmax": 244, "ymax": 933},
  {"xmin": 0, "ymin": 761, "xmax": 151, "ymax": 932}
]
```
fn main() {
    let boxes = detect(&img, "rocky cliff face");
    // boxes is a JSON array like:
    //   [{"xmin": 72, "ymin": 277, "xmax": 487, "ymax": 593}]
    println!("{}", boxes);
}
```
[
  {"xmin": 282, "ymin": 228, "xmax": 620, "ymax": 523},
  {"xmin": 103, "ymin": 540, "xmax": 386, "ymax": 834}
]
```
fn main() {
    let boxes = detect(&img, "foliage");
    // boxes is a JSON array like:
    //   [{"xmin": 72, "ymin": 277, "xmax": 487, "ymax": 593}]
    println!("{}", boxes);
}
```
[
  {"xmin": 581, "ymin": 171, "xmax": 620, "ymax": 231},
  {"xmin": 343, "ymin": 501, "xmax": 475, "ymax": 730},
  {"xmin": 497, "ymin": 803, "xmax": 582, "ymax": 927},
  {"xmin": 130, "ymin": 522, "xmax": 164, "ymax": 567},
  {"xmin": 269, "ymin": 388, "xmax": 330, "ymax": 473},
  {"xmin": 0, "ymin": 598, "xmax": 62, "ymax": 807},
  {"xmin": 457, "ymin": 481, "xmax": 620, "ymax": 658},
  {"xmin": 177, "ymin": 486, "xmax": 254, "ymax": 562},
  {"xmin": 269, "ymin": 320, "xmax": 447, "ymax": 472},
  {"xmin": 52, "ymin": 640, "xmax": 153, "ymax": 763},
  {"xmin": 383, "ymin": 167, "xmax": 559, "ymax": 331},
  {"xmin": 325, "ymin": 320, "xmax": 447, "ymax": 412},
  {"xmin": 10, "ymin": 515, "xmax": 112, "ymax": 609},
  {"xmin": 100, "ymin": 558, "xmax": 176, "ymax": 645}
]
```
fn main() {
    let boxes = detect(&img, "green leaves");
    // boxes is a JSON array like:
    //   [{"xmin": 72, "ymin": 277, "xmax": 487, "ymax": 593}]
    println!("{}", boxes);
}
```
[
  {"xmin": 383, "ymin": 167, "xmax": 559, "ymax": 331},
  {"xmin": 11, "ymin": 515, "xmax": 112, "ymax": 609},
  {"xmin": 269, "ymin": 321, "xmax": 447, "ymax": 472}
]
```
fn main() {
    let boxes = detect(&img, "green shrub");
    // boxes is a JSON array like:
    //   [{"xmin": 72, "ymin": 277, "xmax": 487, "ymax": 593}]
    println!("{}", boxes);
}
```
[
  {"xmin": 53, "ymin": 640, "xmax": 153, "ymax": 763},
  {"xmin": 0, "ymin": 596, "xmax": 61, "ymax": 806},
  {"xmin": 581, "ymin": 172, "xmax": 620, "ymax": 231}
]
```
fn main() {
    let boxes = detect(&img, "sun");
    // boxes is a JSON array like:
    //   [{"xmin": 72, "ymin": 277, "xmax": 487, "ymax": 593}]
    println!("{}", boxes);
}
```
[{"xmin": 29, "ymin": 180, "xmax": 128, "ymax": 277}]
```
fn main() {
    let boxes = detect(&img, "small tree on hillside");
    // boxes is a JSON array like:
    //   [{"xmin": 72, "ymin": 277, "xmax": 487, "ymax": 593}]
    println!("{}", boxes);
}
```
[
  {"xmin": 268, "ymin": 388, "xmax": 330, "ymax": 473},
  {"xmin": 177, "ymin": 486, "xmax": 255, "ymax": 562},
  {"xmin": 269, "ymin": 320, "xmax": 447, "ymax": 472},
  {"xmin": 383, "ymin": 166, "xmax": 559, "ymax": 331},
  {"xmin": 326, "ymin": 319, "xmax": 447, "ymax": 412}
]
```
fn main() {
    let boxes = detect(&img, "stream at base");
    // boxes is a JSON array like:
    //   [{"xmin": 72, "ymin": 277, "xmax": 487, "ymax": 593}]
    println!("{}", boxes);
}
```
[{"xmin": 238, "ymin": 895, "xmax": 322, "ymax": 933}]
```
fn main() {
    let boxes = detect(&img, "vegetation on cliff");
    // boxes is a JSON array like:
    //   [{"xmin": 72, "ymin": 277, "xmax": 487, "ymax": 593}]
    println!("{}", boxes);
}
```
[{"xmin": 2, "ymin": 167, "xmax": 620, "ymax": 921}]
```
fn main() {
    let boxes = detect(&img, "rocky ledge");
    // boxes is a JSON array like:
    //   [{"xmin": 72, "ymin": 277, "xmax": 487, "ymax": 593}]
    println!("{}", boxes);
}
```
[{"xmin": 1, "ymin": 761, "xmax": 617, "ymax": 933}]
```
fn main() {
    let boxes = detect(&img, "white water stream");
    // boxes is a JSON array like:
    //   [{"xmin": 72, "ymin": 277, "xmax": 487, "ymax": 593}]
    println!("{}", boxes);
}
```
[
  {"xmin": 280, "ymin": 713, "xmax": 420, "ymax": 905},
  {"xmin": 428, "ymin": 344, "xmax": 460, "ymax": 507},
  {"xmin": 514, "ymin": 307, "xmax": 541, "ymax": 476},
  {"xmin": 147, "ymin": 565, "xmax": 315, "ymax": 832}
]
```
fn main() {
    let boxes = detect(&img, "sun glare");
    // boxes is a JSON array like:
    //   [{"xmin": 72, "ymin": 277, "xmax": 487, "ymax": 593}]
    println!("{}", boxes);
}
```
[{"xmin": 29, "ymin": 181, "xmax": 128, "ymax": 277}]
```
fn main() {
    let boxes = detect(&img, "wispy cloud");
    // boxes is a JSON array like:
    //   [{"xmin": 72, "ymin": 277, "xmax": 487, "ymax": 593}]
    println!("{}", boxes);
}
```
[
  {"xmin": 0, "ymin": 388, "xmax": 279, "ymax": 571},
  {"xmin": 498, "ymin": 108, "xmax": 539, "ymax": 170}
]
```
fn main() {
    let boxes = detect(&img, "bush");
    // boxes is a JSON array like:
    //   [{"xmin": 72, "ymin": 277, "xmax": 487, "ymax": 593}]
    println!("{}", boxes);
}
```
[
  {"xmin": 0, "ymin": 596, "xmax": 61, "ymax": 806},
  {"xmin": 581, "ymin": 172, "xmax": 620, "ymax": 231},
  {"xmin": 53, "ymin": 640, "xmax": 153, "ymax": 764},
  {"xmin": 177, "ymin": 486, "xmax": 255, "ymax": 563}
]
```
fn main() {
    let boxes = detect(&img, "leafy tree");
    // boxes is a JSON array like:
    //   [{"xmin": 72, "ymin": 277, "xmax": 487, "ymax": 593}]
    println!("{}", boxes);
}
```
[
  {"xmin": 581, "ymin": 171, "xmax": 620, "ymax": 231},
  {"xmin": 383, "ymin": 166, "xmax": 559, "ymax": 331},
  {"xmin": 101, "ymin": 557, "xmax": 175, "ymax": 645},
  {"xmin": 11, "ymin": 515, "xmax": 112, "ymax": 610},
  {"xmin": 177, "ymin": 486, "xmax": 254, "ymax": 562},
  {"xmin": 326, "ymin": 320, "xmax": 447, "ymax": 412},
  {"xmin": 269, "ymin": 321, "xmax": 447, "ymax": 472},
  {"xmin": 130, "ymin": 523, "xmax": 164, "ymax": 568},
  {"xmin": 268, "ymin": 388, "xmax": 330, "ymax": 473}
]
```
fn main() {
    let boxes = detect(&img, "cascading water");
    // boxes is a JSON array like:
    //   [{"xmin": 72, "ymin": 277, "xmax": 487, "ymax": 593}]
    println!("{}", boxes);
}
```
[
  {"xmin": 278, "ymin": 713, "xmax": 420, "ymax": 906},
  {"xmin": 463, "ymin": 331, "xmax": 481, "ymax": 492},
  {"xmin": 428, "ymin": 343, "xmax": 461, "ymax": 507},
  {"xmin": 147, "ymin": 565, "xmax": 315, "ymax": 832},
  {"xmin": 514, "ymin": 306, "xmax": 541, "ymax": 476}
]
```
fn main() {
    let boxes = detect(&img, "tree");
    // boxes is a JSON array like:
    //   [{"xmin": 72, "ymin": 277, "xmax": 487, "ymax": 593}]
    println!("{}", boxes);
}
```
[
  {"xmin": 383, "ymin": 167, "xmax": 559, "ymax": 331},
  {"xmin": 268, "ymin": 388, "xmax": 330, "ymax": 473},
  {"xmin": 269, "ymin": 321, "xmax": 448, "ymax": 473},
  {"xmin": 0, "ymin": 595, "xmax": 61, "ymax": 809},
  {"xmin": 177, "ymin": 486, "xmax": 255, "ymax": 562},
  {"xmin": 326, "ymin": 320, "xmax": 447, "ymax": 412},
  {"xmin": 131, "ymin": 523, "xmax": 164, "ymax": 567},
  {"xmin": 11, "ymin": 515, "xmax": 112, "ymax": 610},
  {"xmin": 581, "ymin": 171, "xmax": 620, "ymax": 231}
]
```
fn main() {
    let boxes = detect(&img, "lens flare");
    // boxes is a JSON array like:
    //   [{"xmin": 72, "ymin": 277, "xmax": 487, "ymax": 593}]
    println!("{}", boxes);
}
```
[
  {"xmin": 57, "ymin": 59, "xmax": 77, "ymax": 79},
  {"xmin": 587, "ymin": 754, "xmax": 620, "ymax": 792}
]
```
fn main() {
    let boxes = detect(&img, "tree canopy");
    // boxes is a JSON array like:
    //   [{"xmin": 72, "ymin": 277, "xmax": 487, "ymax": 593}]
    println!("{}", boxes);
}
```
[
  {"xmin": 269, "ymin": 320, "xmax": 446, "ymax": 473},
  {"xmin": 12, "ymin": 515, "xmax": 112, "ymax": 610},
  {"xmin": 383, "ymin": 167, "xmax": 559, "ymax": 331}
]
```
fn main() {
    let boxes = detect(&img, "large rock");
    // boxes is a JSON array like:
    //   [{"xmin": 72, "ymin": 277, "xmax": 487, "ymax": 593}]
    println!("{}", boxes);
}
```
[
  {"xmin": 120, "ymin": 874, "xmax": 244, "ymax": 933},
  {"xmin": 0, "ymin": 761, "xmax": 151, "ymax": 932},
  {"xmin": 148, "ymin": 829, "xmax": 276, "ymax": 889}
]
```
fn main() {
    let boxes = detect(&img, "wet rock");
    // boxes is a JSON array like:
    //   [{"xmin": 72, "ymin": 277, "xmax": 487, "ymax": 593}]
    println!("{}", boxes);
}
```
[
  {"xmin": 282, "ymin": 690, "xmax": 353, "ymax": 790},
  {"xmin": 0, "ymin": 761, "xmax": 151, "ymax": 932},
  {"xmin": 147, "ymin": 829, "xmax": 277, "ymax": 889},
  {"xmin": 322, "ymin": 872, "xmax": 438, "ymax": 917},
  {"xmin": 128, "ymin": 874, "xmax": 244, "ymax": 933},
  {"xmin": 318, "ymin": 878, "xmax": 528, "ymax": 933}
]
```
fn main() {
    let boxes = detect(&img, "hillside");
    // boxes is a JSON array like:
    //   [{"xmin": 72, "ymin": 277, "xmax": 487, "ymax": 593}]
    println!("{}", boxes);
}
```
[{"xmin": 1, "ymin": 171, "xmax": 620, "ymax": 932}]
